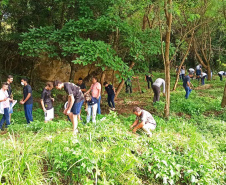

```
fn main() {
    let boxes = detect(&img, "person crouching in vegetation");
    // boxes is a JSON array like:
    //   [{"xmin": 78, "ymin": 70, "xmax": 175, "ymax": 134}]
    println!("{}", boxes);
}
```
[
  {"xmin": 201, "ymin": 72, "xmax": 207, "ymax": 85},
  {"xmin": 20, "ymin": 78, "xmax": 33, "ymax": 124},
  {"xmin": 152, "ymin": 78, "xmax": 165, "ymax": 103},
  {"xmin": 103, "ymin": 81, "xmax": 116, "ymax": 111},
  {"xmin": 54, "ymin": 81, "xmax": 84, "ymax": 135},
  {"xmin": 218, "ymin": 71, "xmax": 226, "ymax": 81},
  {"xmin": 0, "ymin": 83, "xmax": 11, "ymax": 130},
  {"xmin": 41, "ymin": 82, "xmax": 54, "ymax": 123},
  {"xmin": 84, "ymin": 93, "xmax": 98, "ymax": 123},
  {"xmin": 183, "ymin": 71, "xmax": 193, "ymax": 99},
  {"xmin": 130, "ymin": 107, "xmax": 156, "ymax": 137}
]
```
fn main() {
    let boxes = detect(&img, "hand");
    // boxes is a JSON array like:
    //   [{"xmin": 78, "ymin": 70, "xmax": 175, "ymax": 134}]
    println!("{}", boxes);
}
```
[
  {"xmin": 43, "ymin": 108, "xmax": 47, "ymax": 112},
  {"xmin": 4, "ymin": 98, "xmax": 8, "ymax": 101},
  {"xmin": 132, "ymin": 128, "xmax": 137, "ymax": 133},
  {"xmin": 63, "ymin": 109, "xmax": 68, "ymax": 115},
  {"xmin": 66, "ymin": 110, "xmax": 71, "ymax": 115},
  {"xmin": 9, "ymin": 99, "xmax": 13, "ymax": 102},
  {"xmin": 51, "ymin": 98, "xmax": 55, "ymax": 102},
  {"xmin": 20, "ymin": 100, "xmax": 25, "ymax": 104},
  {"xmin": 130, "ymin": 125, "xmax": 133, "ymax": 130}
]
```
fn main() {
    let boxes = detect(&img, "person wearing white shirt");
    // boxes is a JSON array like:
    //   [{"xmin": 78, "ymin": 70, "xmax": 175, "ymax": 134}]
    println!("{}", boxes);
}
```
[
  {"xmin": 0, "ymin": 82, "xmax": 11, "ymax": 131},
  {"xmin": 201, "ymin": 72, "xmax": 207, "ymax": 85},
  {"xmin": 218, "ymin": 71, "xmax": 226, "ymax": 81},
  {"xmin": 152, "ymin": 78, "xmax": 165, "ymax": 103},
  {"xmin": 181, "ymin": 66, "xmax": 186, "ymax": 80}
]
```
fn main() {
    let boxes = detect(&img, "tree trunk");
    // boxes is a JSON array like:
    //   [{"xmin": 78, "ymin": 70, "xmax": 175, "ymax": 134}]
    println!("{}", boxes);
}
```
[
  {"xmin": 221, "ymin": 83, "xmax": 226, "ymax": 108},
  {"xmin": 173, "ymin": 34, "xmax": 194, "ymax": 91},
  {"xmin": 115, "ymin": 61, "xmax": 135, "ymax": 99},
  {"xmin": 137, "ymin": 78, "xmax": 142, "ymax": 94},
  {"xmin": 163, "ymin": 0, "xmax": 173, "ymax": 119},
  {"xmin": 100, "ymin": 71, "xmax": 106, "ymax": 95},
  {"xmin": 111, "ymin": 70, "xmax": 115, "ymax": 86},
  {"xmin": 69, "ymin": 63, "xmax": 77, "ymax": 82}
]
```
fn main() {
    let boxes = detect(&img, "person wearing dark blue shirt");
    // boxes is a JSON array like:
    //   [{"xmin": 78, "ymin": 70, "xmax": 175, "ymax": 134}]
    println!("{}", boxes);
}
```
[
  {"xmin": 183, "ymin": 72, "xmax": 193, "ymax": 99},
  {"xmin": 103, "ymin": 82, "xmax": 116, "ymax": 110}
]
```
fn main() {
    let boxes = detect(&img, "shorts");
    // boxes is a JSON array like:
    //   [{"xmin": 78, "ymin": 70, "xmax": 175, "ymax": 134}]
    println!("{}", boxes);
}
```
[
  {"xmin": 196, "ymin": 69, "xmax": 201, "ymax": 76},
  {"xmin": 71, "ymin": 100, "xmax": 84, "ymax": 115},
  {"xmin": 45, "ymin": 108, "xmax": 54, "ymax": 121},
  {"xmin": 9, "ymin": 102, "xmax": 13, "ymax": 114}
]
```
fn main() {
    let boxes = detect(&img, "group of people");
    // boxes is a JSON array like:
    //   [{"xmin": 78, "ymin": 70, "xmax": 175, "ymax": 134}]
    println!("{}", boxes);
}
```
[
  {"xmin": 0, "ymin": 65, "xmax": 225, "ymax": 136},
  {"xmin": 0, "ymin": 76, "xmax": 116, "ymax": 134}
]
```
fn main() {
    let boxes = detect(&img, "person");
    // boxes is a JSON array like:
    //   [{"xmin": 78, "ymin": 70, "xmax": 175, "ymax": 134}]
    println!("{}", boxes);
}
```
[
  {"xmin": 0, "ymin": 83, "xmax": 11, "ymax": 130},
  {"xmin": 86, "ymin": 77, "xmax": 101, "ymax": 114},
  {"xmin": 103, "ymin": 81, "xmax": 116, "ymax": 110},
  {"xmin": 20, "ymin": 78, "xmax": 33, "ymax": 124},
  {"xmin": 125, "ymin": 77, "xmax": 132, "ymax": 93},
  {"xmin": 180, "ymin": 66, "xmax": 186, "ymax": 80},
  {"xmin": 54, "ymin": 81, "xmax": 84, "ymax": 134},
  {"xmin": 145, "ymin": 73, "xmax": 154, "ymax": 89},
  {"xmin": 183, "ymin": 71, "xmax": 193, "ymax": 99},
  {"xmin": 6, "ymin": 75, "xmax": 14, "ymax": 121},
  {"xmin": 152, "ymin": 78, "xmax": 165, "ymax": 103},
  {"xmin": 76, "ymin": 78, "xmax": 86, "ymax": 94},
  {"xmin": 175, "ymin": 66, "xmax": 179, "ymax": 77},
  {"xmin": 218, "ymin": 71, "xmax": 226, "ymax": 81},
  {"xmin": 41, "ymin": 82, "xmax": 54, "ymax": 123},
  {"xmin": 195, "ymin": 64, "xmax": 202, "ymax": 81},
  {"xmin": 130, "ymin": 107, "xmax": 156, "ymax": 137},
  {"xmin": 84, "ymin": 93, "xmax": 98, "ymax": 123},
  {"xmin": 201, "ymin": 72, "xmax": 207, "ymax": 85}
]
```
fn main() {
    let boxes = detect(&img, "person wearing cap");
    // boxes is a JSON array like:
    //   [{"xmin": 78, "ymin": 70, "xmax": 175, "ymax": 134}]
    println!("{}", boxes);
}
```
[
  {"xmin": 201, "ymin": 72, "xmax": 207, "ymax": 85},
  {"xmin": 152, "ymin": 78, "xmax": 165, "ymax": 103},
  {"xmin": 130, "ymin": 107, "xmax": 156, "ymax": 137},
  {"xmin": 218, "ymin": 71, "xmax": 226, "ymax": 81},
  {"xmin": 183, "ymin": 71, "xmax": 193, "ymax": 99}
]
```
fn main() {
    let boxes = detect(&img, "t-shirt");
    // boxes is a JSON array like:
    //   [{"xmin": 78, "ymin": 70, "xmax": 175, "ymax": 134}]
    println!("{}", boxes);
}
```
[
  {"xmin": 76, "ymin": 83, "xmax": 86, "ymax": 94},
  {"xmin": 64, "ymin": 82, "xmax": 84, "ymax": 103},
  {"xmin": 105, "ymin": 85, "xmax": 115, "ymax": 95},
  {"xmin": 23, "ymin": 84, "xmax": 33, "ymax": 105},
  {"xmin": 0, "ymin": 89, "xmax": 9, "ymax": 108},
  {"xmin": 145, "ymin": 74, "xmax": 152, "ymax": 81},
  {"xmin": 218, "ymin": 71, "xmax": 225, "ymax": 75},
  {"xmin": 183, "ymin": 75, "xmax": 190, "ymax": 88},
  {"xmin": 202, "ymin": 72, "xmax": 207, "ymax": 77},
  {"xmin": 90, "ymin": 82, "xmax": 101, "ymax": 98},
  {"xmin": 7, "ymin": 83, "xmax": 12, "ymax": 97},
  {"xmin": 41, "ymin": 88, "xmax": 53, "ymax": 110},
  {"xmin": 181, "ymin": 69, "xmax": 185, "ymax": 74},
  {"xmin": 153, "ymin": 78, "xmax": 165, "ymax": 93},
  {"xmin": 196, "ymin": 65, "xmax": 201, "ymax": 70},
  {"xmin": 136, "ymin": 110, "xmax": 156, "ymax": 125},
  {"xmin": 189, "ymin": 68, "xmax": 195, "ymax": 73}
]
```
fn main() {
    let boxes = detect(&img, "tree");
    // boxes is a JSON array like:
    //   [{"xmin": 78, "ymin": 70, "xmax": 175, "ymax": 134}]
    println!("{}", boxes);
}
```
[{"xmin": 221, "ymin": 83, "xmax": 226, "ymax": 108}]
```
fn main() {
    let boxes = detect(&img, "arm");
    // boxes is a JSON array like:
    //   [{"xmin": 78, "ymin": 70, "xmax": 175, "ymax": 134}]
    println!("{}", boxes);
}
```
[
  {"xmin": 81, "ymin": 88, "xmax": 86, "ymax": 92},
  {"xmin": 40, "ymin": 99, "xmax": 46, "ymax": 112},
  {"xmin": 0, "ymin": 98, "xmax": 8, "ymax": 102},
  {"xmin": 187, "ymin": 81, "xmax": 191, "ymax": 88},
  {"xmin": 133, "ymin": 121, "xmax": 145, "ymax": 133},
  {"xmin": 130, "ymin": 119, "xmax": 139, "ymax": 129},
  {"xmin": 65, "ymin": 95, "xmax": 74, "ymax": 115},
  {"xmin": 113, "ymin": 87, "xmax": 116, "ymax": 94},
  {"xmin": 23, "ymin": 93, "xmax": 31, "ymax": 103},
  {"xmin": 97, "ymin": 89, "xmax": 101, "ymax": 99}
]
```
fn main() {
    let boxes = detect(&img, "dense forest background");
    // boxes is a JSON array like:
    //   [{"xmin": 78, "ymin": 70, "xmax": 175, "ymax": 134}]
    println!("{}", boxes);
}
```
[{"xmin": 0, "ymin": 0, "xmax": 226, "ymax": 115}]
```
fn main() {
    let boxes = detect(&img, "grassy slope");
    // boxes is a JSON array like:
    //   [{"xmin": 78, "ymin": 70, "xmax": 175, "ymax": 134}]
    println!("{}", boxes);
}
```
[{"xmin": 0, "ymin": 72, "xmax": 225, "ymax": 185}]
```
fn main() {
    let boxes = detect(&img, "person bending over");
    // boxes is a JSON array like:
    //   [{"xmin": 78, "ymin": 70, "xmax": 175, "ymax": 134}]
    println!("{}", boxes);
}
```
[
  {"xmin": 218, "ymin": 71, "xmax": 226, "ymax": 81},
  {"xmin": 201, "ymin": 72, "xmax": 207, "ymax": 85},
  {"xmin": 41, "ymin": 82, "xmax": 54, "ymax": 123},
  {"xmin": 130, "ymin": 107, "xmax": 156, "ymax": 137},
  {"xmin": 152, "ymin": 78, "xmax": 165, "ymax": 103},
  {"xmin": 54, "ymin": 81, "xmax": 84, "ymax": 135}
]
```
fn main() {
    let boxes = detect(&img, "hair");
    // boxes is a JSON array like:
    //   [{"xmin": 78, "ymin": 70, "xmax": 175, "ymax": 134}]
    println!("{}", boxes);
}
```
[
  {"xmin": 21, "ymin": 78, "xmax": 28, "ymax": 82},
  {"xmin": 7, "ymin": 75, "xmax": 13, "ymax": 79},
  {"xmin": 84, "ymin": 93, "xmax": 92, "ymax": 102},
  {"xmin": 133, "ymin": 106, "xmax": 141, "ymax": 113},
  {"xmin": 103, "ymin": 81, "xmax": 108, "ymax": 86},
  {"xmin": 2, "ymin": 82, "xmax": 8, "ymax": 87},
  {"xmin": 92, "ymin": 77, "xmax": 97, "ymax": 81},
  {"xmin": 53, "ymin": 80, "xmax": 62, "ymax": 87},
  {"xmin": 78, "ymin": 77, "xmax": 83, "ymax": 81},
  {"xmin": 46, "ymin": 82, "xmax": 53, "ymax": 88}
]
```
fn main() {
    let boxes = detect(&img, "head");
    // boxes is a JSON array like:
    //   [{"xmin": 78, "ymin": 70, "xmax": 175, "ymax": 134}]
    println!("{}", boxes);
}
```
[
  {"xmin": 133, "ymin": 106, "xmax": 142, "ymax": 116},
  {"xmin": 1, "ymin": 82, "xmax": 8, "ymax": 91},
  {"xmin": 53, "ymin": 80, "xmax": 64, "ymax": 90},
  {"xmin": 103, "ymin": 81, "xmax": 108, "ymax": 87},
  {"xmin": 84, "ymin": 93, "xmax": 92, "ymax": 102},
  {"xmin": 188, "ymin": 72, "xmax": 193, "ymax": 77},
  {"xmin": 92, "ymin": 77, "xmax": 97, "ymax": 84},
  {"xmin": 7, "ymin": 75, "xmax": 13, "ymax": 84},
  {"xmin": 21, "ymin": 78, "xmax": 28, "ymax": 86},
  {"xmin": 78, "ymin": 77, "xmax": 83, "ymax": 85},
  {"xmin": 46, "ymin": 82, "xmax": 54, "ymax": 90}
]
